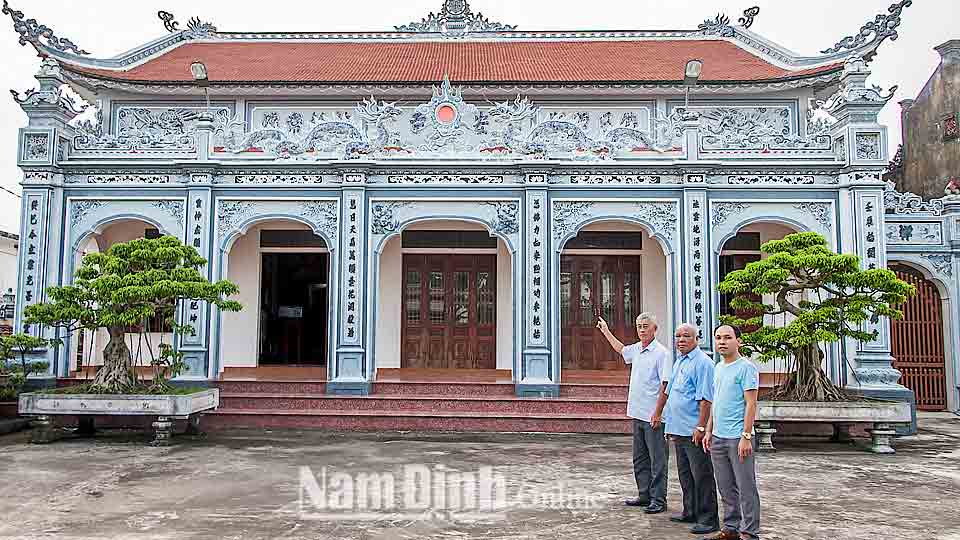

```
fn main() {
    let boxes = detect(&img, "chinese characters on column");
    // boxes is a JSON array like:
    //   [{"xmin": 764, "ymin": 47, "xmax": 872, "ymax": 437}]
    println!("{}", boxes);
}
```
[
  {"xmin": 527, "ymin": 193, "xmax": 545, "ymax": 345},
  {"xmin": 343, "ymin": 195, "xmax": 361, "ymax": 343}
]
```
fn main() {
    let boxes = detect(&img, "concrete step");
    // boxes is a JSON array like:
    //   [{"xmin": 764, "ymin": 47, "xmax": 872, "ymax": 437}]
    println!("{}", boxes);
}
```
[
  {"xmin": 203, "ymin": 408, "xmax": 632, "ymax": 434},
  {"xmin": 218, "ymin": 393, "xmax": 626, "ymax": 415},
  {"xmin": 213, "ymin": 380, "xmax": 328, "ymax": 394},
  {"xmin": 371, "ymin": 381, "xmax": 516, "ymax": 396}
]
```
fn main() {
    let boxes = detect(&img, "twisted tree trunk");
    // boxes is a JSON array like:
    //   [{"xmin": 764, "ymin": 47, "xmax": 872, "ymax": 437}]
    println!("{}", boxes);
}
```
[
  {"xmin": 767, "ymin": 344, "xmax": 849, "ymax": 402},
  {"xmin": 89, "ymin": 325, "xmax": 138, "ymax": 393}
]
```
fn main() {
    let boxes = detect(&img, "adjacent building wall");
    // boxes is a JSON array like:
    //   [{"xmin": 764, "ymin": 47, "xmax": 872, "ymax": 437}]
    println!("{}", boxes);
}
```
[{"xmin": 895, "ymin": 40, "xmax": 960, "ymax": 199}]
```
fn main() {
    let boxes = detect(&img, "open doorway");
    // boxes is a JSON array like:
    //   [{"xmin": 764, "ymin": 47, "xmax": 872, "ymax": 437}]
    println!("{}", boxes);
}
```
[{"xmin": 258, "ymin": 252, "xmax": 328, "ymax": 366}]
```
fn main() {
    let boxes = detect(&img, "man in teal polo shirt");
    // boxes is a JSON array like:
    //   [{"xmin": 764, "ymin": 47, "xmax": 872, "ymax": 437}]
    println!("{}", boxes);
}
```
[
  {"xmin": 653, "ymin": 323, "xmax": 719, "ymax": 535},
  {"xmin": 703, "ymin": 325, "xmax": 761, "ymax": 540}
]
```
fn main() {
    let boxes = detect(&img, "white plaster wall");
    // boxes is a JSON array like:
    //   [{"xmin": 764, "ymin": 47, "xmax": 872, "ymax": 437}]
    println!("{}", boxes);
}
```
[
  {"xmin": 375, "ymin": 220, "xmax": 514, "ymax": 371},
  {"xmin": 219, "ymin": 220, "xmax": 315, "ymax": 368},
  {"xmin": 575, "ymin": 221, "xmax": 670, "ymax": 347},
  {"xmin": 377, "ymin": 235, "xmax": 402, "ymax": 369},
  {"xmin": 0, "ymin": 235, "xmax": 19, "ymax": 297}
]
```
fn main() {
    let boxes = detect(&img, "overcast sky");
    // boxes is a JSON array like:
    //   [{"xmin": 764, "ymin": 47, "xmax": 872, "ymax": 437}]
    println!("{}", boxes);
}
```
[{"xmin": 0, "ymin": 0, "xmax": 956, "ymax": 235}]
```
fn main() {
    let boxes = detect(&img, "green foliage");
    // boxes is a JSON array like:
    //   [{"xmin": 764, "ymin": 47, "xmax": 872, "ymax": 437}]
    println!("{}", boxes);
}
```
[
  {"xmin": 717, "ymin": 232, "xmax": 916, "ymax": 364},
  {"xmin": 0, "ymin": 333, "xmax": 49, "ymax": 398},
  {"xmin": 23, "ymin": 236, "xmax": 242, "ymax": 393}
]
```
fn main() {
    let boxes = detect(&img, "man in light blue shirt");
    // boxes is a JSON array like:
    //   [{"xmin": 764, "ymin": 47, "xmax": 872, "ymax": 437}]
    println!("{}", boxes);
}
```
[
  {"xmin": 597, "ymin": 312, "xmax": 672, "ymax": 514},
  {"xmin": 653, "ymin": 323, "xmax": 719, "ymax": 535},
  {"xmin": 703, "ymin": 325, "xmax": 761, "ymax": 540}
]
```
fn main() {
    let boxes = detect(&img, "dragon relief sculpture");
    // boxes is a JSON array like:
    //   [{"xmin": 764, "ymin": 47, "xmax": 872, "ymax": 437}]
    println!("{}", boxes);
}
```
[
  {"xmin": 483, "ymin": 96, "xmax": 676, "ymax": 158},
  {"xmin": 697, "ymin": 107, "xmax": 831, "ymax": 151},
  {"xmin": 221, "ymin": 98, "xmax": 404, "ymax": 159}
]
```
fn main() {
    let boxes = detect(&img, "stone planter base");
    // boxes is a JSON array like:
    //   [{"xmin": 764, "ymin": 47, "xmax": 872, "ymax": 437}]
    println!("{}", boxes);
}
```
[
  {"xmin": 756, "ymin": 400, "xmax": 911, "ymax": 454},
  {"xmin": 18, "ymin": 389, "xmax": 219, "ymax": 445}
]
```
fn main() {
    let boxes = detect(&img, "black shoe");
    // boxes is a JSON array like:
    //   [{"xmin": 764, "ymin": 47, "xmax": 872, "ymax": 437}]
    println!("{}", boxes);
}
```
[
  {"xmin": 643, "ymin": 502, "xmax": 667, "ymax": 514},
  {"xmin": 669, "ymin": 515, "xmax": 697, "ymax": 523},
  {"xmin": 624, "ymin": 497, "xmax": 650, "ymax": 507},
  {"xmin": 690, "ymin": 523, "xmax": 720, "ymax": 535}
]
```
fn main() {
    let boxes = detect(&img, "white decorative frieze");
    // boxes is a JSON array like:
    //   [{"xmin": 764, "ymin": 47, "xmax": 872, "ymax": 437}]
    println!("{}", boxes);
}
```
[
  {"xmin": 67, "ymin": 174, "xmax": 174, "ymax": 184},
  {"xmin": 22, "ymin": 132, "xmax": 50, "ymax": 161},
  {"xmin": 551, "ymin": 199, "xmax": 679, "ymax": 251},
  {"xmin": 370, "ymin": 202, "xmax": 415, "ymax": 235},
  {"xmin": 711, "ymin": 202, "xmax": 750, "ymax": 227},
  {"xmin": 723, "ymin": 174, "xmax": 826, "ymax": 185},
  {"xmin": 380, "ymin": 174, "xmax": 507, "ymax": 184},
  {"xmin": 551, "ymin": 201, "xmax": 595, "ymax": 242},
  {"xmin": 70, "ymin": 200, "xmax": 103, "ymax": 227},
  {"xmin": 673, "ymin": 105, "xmax": 832, "ymax": 153},
  {"xmin": 855, "ymin": 132, "xmax": 881, "ymax": 160},
  {"xmin": 152, "ymin": 200, "xmax": 185, "ymax": 226},
  {"xmin": 564, "ymin": 174, "xmax": 680, "ymax": 185},
  {"xmin": 217, "ymin": 79, "xmax": 679, "ymax": 161},
  {"xmin": 215, "ymin": 199, "xmax": 339, "ymax": 248},
  {"xmin": 793, "ymin": 202, "xmax": 834, "ymax": 230},
  {"xmin": 885, "ymin": 222, "xmax": 942, "ymax": 245},
  {"xmin": 883, "ymin": 181, "xmax": 944, "ymax": 216},
  {"xmin": 921, "ymin": 253, "xmax": 953, "ymax": 278}
]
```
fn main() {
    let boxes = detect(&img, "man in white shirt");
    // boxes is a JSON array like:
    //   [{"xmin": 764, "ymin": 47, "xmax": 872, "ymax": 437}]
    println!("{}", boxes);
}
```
[{"xmin": 597, "ymin": 312, "xmax": 672, "ymax": 513}]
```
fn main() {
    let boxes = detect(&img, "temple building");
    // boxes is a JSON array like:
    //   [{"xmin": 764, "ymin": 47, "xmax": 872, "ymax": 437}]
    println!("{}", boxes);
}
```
[{"xmin": 8, "ymin": 0, "xmax": 955, "ymax": 430}]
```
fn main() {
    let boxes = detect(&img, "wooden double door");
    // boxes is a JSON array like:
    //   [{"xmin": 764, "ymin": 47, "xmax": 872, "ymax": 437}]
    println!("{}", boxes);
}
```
[
  {"xmin": 560, "ymin": 255, "xmax": 641, "ymax": 370},
  {"xmin": 401, "ymin": 254, "xmax": 497, "ymax": 369},
  {"xmin": 890, "ymin": 264, "xmax": 947, "ymax": 410}
]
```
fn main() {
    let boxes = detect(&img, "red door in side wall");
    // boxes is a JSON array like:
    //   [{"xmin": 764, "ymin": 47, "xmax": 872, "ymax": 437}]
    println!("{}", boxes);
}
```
[
  {"xmin": 401, "ymin": 254, "xmax": 497, "ymax": 370},
  {"xmin": 890, "ymin": 264, "xmax": 947, "ymax": 411},
  {"xmin": 560, "ymin": 255, "xmax": 641, "ymax": 371}
]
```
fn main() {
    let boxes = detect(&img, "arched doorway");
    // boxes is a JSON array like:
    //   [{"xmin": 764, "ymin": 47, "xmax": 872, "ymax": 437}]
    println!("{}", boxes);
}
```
[
  {"xmin": 375, "ymin": 219, "xmax": 513, "ymax": 372},
  {"xmin": 70, "ymin": 219, "xmax": 173, "ymax": 376},
  {"xmin": 220, "ymin": 219, "xmax": 331, "ymax": 369},
  {"xmin": 889, "ymin": 263, "xmax": 948, "ymax": 411},
  {"xmin": 558, "ymin": 221, "xmax": 668, "ymax": 372}
]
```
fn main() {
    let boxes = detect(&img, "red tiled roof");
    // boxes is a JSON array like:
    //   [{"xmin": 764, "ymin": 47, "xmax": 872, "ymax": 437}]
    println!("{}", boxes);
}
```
[{"xmin": 65, "ymin": 40, "xmax": 841, "ymax": 84}]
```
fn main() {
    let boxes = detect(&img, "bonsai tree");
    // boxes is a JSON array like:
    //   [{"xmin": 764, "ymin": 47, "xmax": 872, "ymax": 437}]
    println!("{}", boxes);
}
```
[
  {"xmin": 24, "ymin": 236, "xmax": 241, "ymax": 394},
  {"xmin": 0, "ymin": 333, "xmax": 49, "ymax": 399},
  {"xmin": 717, "ymin": 232, "xmax": 915, "ymax": 402}
]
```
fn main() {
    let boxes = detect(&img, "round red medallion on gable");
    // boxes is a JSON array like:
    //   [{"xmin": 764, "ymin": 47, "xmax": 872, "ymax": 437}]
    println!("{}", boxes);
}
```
[{"xmin": 436, "ymin": 104, "xmax": 457, "ymax": 124}]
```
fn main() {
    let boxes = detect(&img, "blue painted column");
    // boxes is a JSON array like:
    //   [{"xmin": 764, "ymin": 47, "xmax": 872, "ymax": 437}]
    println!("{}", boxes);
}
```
[
  {"xmin": 516, "ymin": 173, "xmax": 557, "ymax": 396},
  {"xmin": 328, "ymin": 172, "xmax": 370, "ymax": 395},
  {"xmin": 178, "ymin": 172, "xmax": 214, "ymax": 380}
]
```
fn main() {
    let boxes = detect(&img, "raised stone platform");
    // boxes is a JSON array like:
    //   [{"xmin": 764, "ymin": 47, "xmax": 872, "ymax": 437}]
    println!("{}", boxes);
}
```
[
  {"xmin": 755, "ymin": 400, "xmax": 912, "ymax": 454},
  {"xmin": 18, "ymin": 389, "xmax": 220, "ymax": 445}
]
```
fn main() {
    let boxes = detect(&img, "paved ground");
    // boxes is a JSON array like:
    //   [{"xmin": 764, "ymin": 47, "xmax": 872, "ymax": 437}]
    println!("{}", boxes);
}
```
[{"xmin": 0, "ymin": 414, "xmax": 958, "ymax": 540}]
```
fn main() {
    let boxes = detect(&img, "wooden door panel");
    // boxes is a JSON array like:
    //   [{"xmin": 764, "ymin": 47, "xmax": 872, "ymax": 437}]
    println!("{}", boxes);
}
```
[
  {"xmin": 561, "ymin": 254, "xmax": 641, "ymax": 371},
  {"xmin": 401, "ymin": 254, "xmax": 496, "ymax": 370},
  {"xmin": 891, "ymin": 265, "xmax": 947, "ymax": 411}
]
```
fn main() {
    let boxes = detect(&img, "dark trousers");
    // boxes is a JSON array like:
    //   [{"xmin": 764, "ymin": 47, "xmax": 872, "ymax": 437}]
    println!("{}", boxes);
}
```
[
  {"xmin": 673, "ymin": 436, "xmax": 720, "ymax": 527},
  {"xmin": 711, "ymin": 436, "xmax": 761, "ymax": 539},
  {"xmin": 632, "ymin": 419, "xmax": 668, "ymax": 505}
]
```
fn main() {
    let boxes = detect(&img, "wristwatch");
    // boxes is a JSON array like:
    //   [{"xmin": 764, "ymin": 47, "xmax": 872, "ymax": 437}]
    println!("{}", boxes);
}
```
[
  {"xmin": 695, "ymin": 426, "xmax": 706, "ymax": 433},
  {"xmin": 741, "ymin": 432, "xmax": 753, "ymax": 440}
]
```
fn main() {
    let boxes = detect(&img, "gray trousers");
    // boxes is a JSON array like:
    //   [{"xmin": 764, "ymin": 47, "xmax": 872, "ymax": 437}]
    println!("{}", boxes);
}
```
[
  {"xmin": 632, "ymin": 419, "xmax": 668, "ymax": 505},
  {"xmin": 674, "ymin": 436, "xmax": 719, "ymax": 527},
  {"xmin": 710, "ymin": 436, "xmax": 761, "ymax": 539}
]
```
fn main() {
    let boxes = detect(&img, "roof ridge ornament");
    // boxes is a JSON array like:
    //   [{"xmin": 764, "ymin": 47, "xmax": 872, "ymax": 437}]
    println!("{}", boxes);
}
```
[
  {"xmin": 821, "ymin": 0, "xmax": 912, "ymax": 60},
  {"xmin": 1, "ymin": 0, "xmax": 88, "ymax": 55},
  {"xmin": 697, "ymin": 7, "xmax": 758, "ymax": 37},
  {"xmin": 157, "ymin": 10, "xmax": 217, "ymax": 38},
  {"xmin": 738, "ymin": 7, "xmax": 760, "ymax": 29},
  {"xmin": 395, "ymin": 0, "xmax": 516, "ymax": 35}
]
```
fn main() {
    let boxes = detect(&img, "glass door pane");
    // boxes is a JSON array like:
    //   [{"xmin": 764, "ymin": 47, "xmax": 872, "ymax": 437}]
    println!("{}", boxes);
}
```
[
  {"xmin": 560, "ymin": 272, "xmax": 572, "ymax": 328},
  {"xmin": 454, "ymin": 271, "xmax": 469, "ymax": 325},
  {"xmin": 429, "ymin": 271, "xmax": 445, "ymax": 324},
  {"xmin": 477, "ymin": 271, "xmax": 495, "ymax": 325},
  {"xmin": 600, "ymin": 272, "xmax": 615, "ymax": 324},
  {"xmin": 579, "ymin": 272, "xmax": 594, "ymax": 324},
  {"xmin": 405, "ymin": 270, "xmax": 421, "ymax": 324}
]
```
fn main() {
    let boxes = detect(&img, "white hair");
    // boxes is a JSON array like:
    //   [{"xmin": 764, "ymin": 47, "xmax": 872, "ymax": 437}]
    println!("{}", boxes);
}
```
[
  {"xmin": 636, "ymin": 312, "xmax": 658, "ymax": 327},
  {"xmin": 676, "ymin": 322, "xmax": 699, "ymax": 335}
]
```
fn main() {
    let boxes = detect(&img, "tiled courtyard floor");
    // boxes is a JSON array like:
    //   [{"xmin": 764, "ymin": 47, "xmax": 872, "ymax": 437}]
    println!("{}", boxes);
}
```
[{"xmin": 0, "ymin": 413, "xmax": 958, "ymax": 540}]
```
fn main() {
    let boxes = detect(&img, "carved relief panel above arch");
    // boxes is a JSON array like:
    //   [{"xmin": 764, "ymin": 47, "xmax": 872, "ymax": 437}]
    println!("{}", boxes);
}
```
[{"xmin": 709, "ymin": 199, "xmax": 837, "ymax": 254}]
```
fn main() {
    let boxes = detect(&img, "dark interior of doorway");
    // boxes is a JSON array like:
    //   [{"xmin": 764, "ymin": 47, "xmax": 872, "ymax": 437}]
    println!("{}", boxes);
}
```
[{"xmin": 259, "ymin": 252, "xmax": 328, "ymax": 366}]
